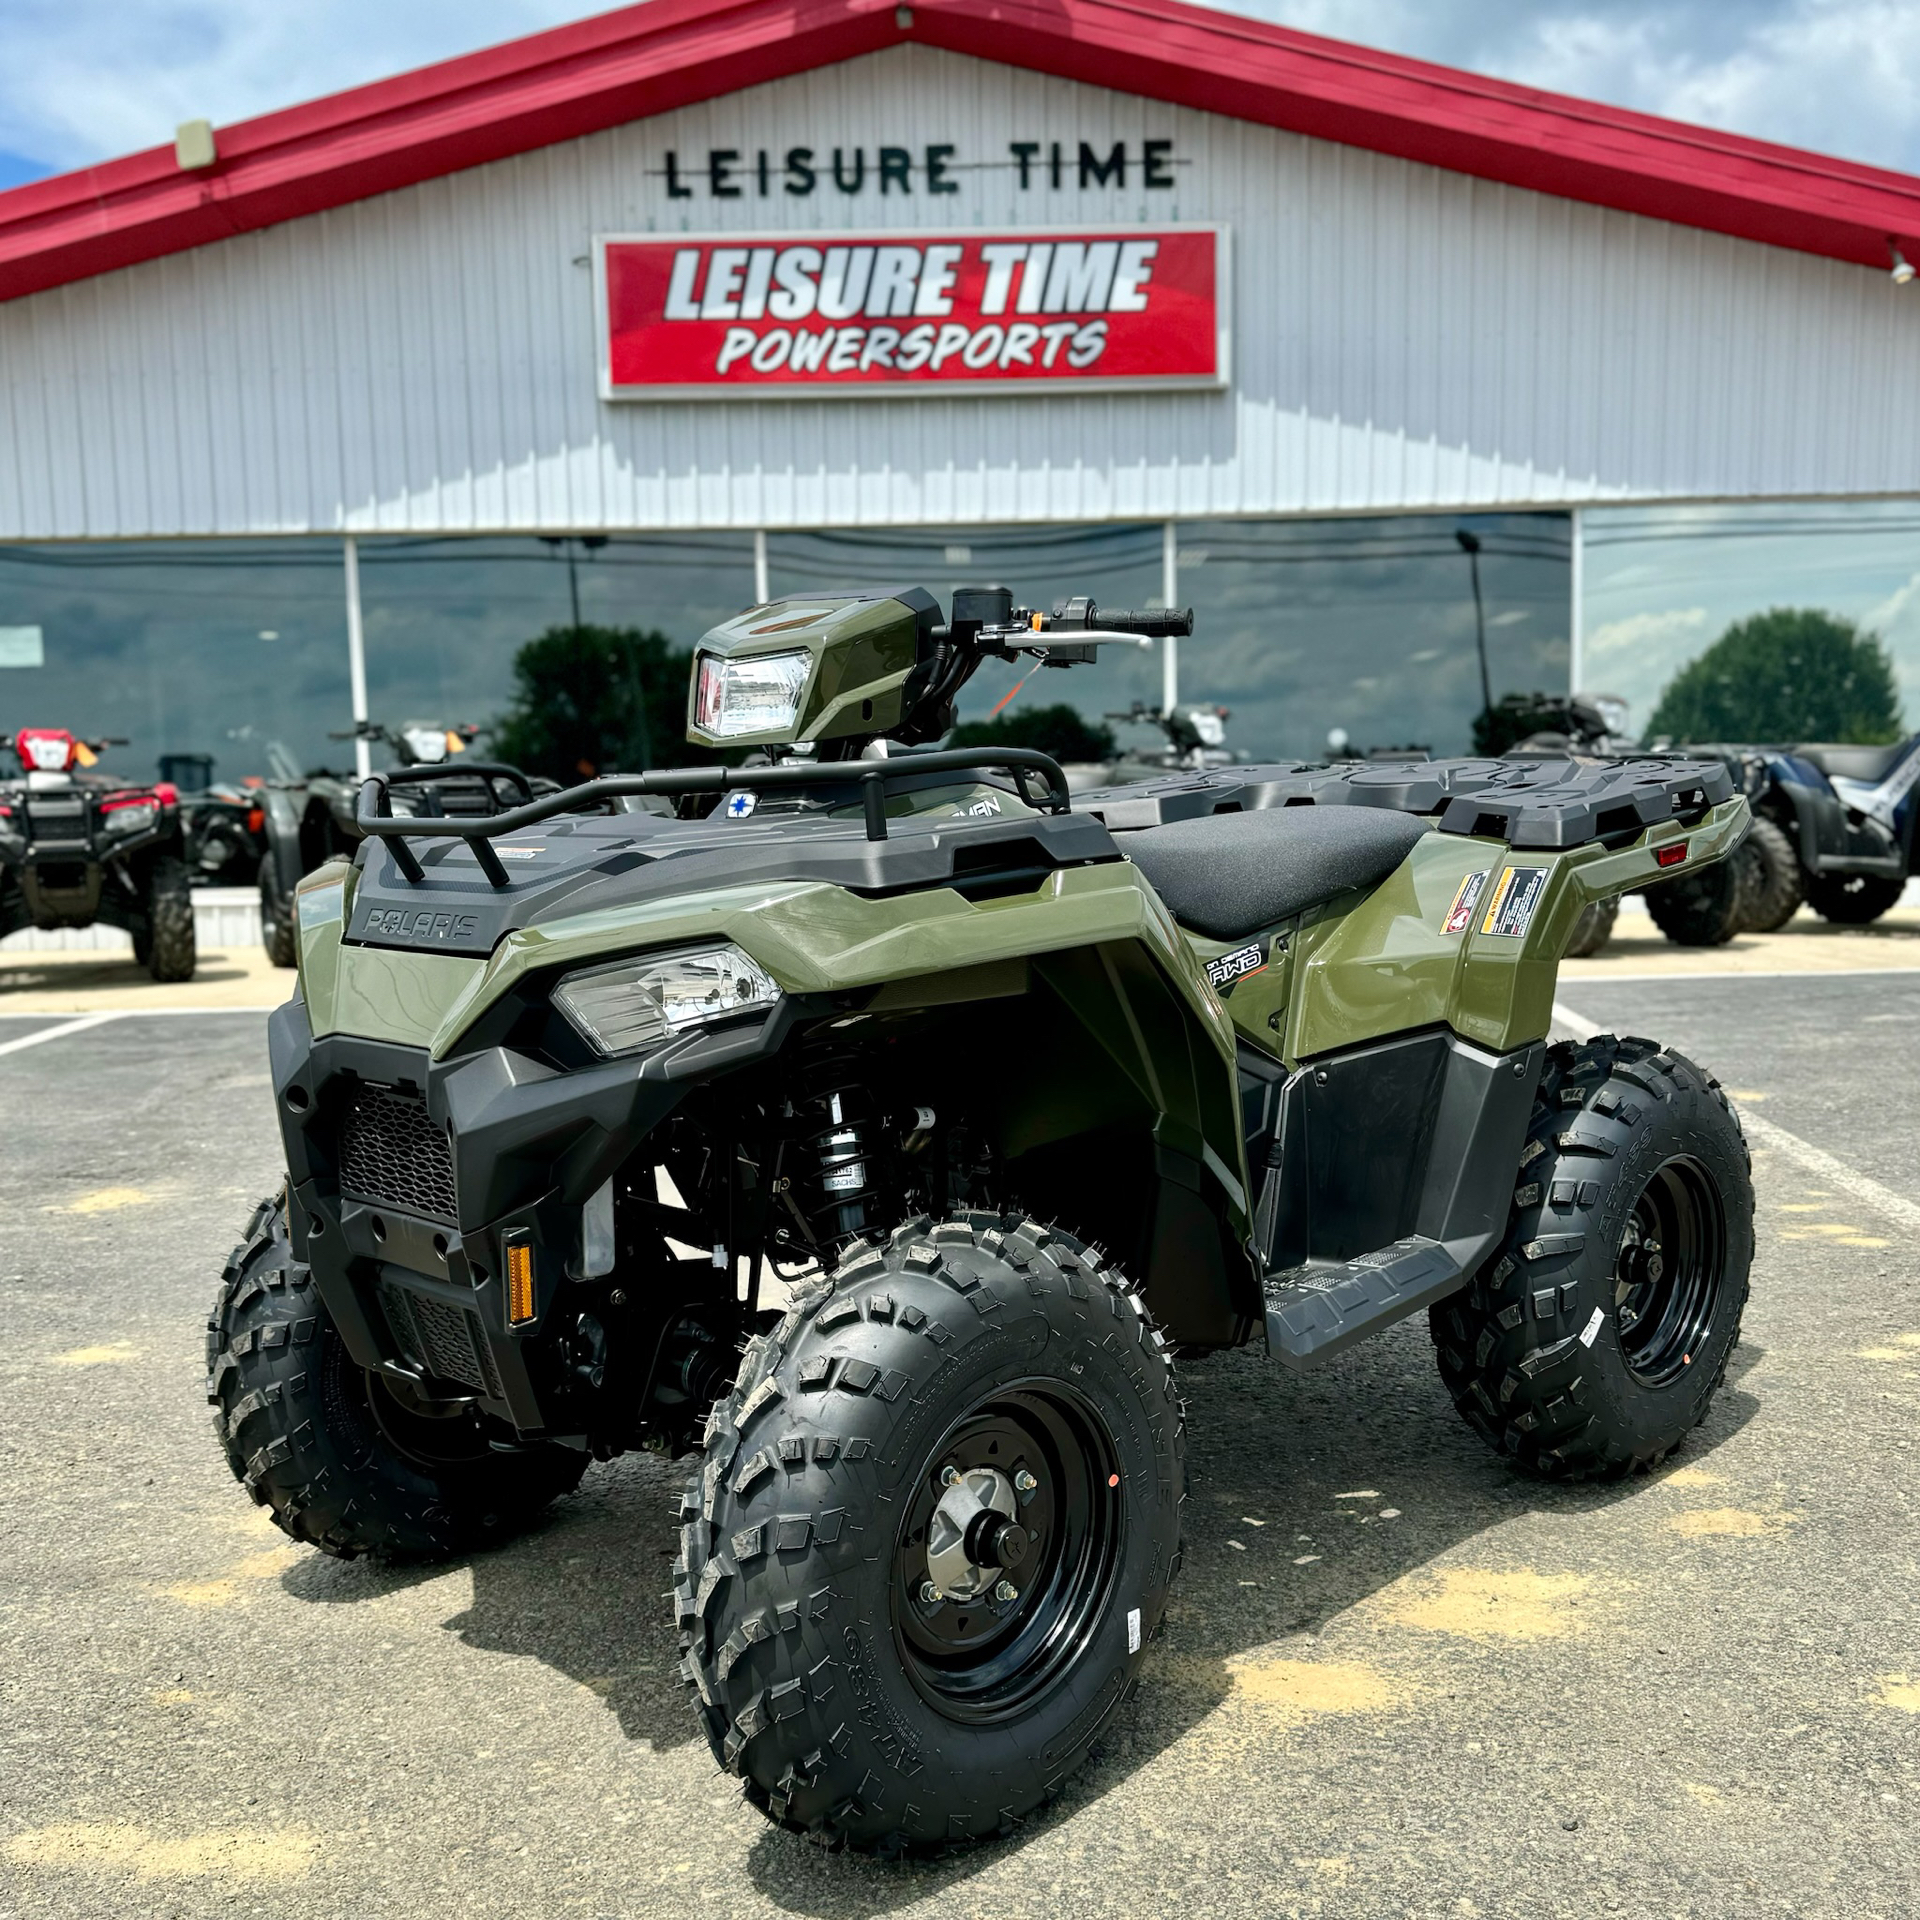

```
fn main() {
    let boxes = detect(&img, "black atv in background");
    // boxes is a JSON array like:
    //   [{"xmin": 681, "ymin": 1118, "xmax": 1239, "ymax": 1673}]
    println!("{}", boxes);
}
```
[
  {"xmin": 0, "ymin": 728, "xmax": 196, "ymax": 979},
  {"xmin": 158, "ymin": 752, "xmax": 271, "ymax": 888},
  {"xmin": 260, "ymin": 723, "xmax": 544, "ymax": 966}
]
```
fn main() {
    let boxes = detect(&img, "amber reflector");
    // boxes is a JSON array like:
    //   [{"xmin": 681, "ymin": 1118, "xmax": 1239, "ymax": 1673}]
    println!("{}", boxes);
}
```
[{"xmin": 506, "ymin": 1242, "xmax": 535, "ymax": 1325}]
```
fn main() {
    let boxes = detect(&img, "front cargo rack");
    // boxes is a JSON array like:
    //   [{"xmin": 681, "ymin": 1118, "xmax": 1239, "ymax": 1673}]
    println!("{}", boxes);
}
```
[{"xmin": 355, "ymin": 749, "xmax": 1072, "ymax": 888}]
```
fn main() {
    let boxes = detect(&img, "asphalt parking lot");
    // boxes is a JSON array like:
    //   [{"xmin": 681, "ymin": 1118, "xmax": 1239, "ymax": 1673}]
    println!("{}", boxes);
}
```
[{"xmin": 2, "ymin": 977, "xmax": 1917, "ymax": 1920}]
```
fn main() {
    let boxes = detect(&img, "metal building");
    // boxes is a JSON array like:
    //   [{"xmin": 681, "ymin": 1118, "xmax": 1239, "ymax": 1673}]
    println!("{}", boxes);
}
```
[{"xmin": 1, "ymin": 0, "xmax": 1918, "ymax": 772}]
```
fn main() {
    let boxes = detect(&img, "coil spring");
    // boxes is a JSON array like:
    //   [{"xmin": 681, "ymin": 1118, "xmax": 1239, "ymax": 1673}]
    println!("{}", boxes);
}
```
[{"xmin": 792, "ymin": 1068, "xmax": 882, "ymax": 1251}]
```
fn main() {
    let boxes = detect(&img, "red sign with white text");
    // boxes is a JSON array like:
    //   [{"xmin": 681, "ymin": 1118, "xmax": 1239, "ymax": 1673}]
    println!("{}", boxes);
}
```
[{"xmin": 597, "ymin": 227, "xmax": 1226, "ymax": 399}]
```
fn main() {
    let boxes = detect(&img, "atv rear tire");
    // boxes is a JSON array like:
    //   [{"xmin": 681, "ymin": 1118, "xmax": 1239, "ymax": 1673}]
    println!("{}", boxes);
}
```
[
  {"xmin": 259, "ymin": 854, "xmax": 297, "ymax": 968},
  {"xmin": 1805, "ymin": 871, "xmax": 1905, "ymax": 925},
  {"xmin": 143, "ymin": 854, "xmax": 197, "ymax": 981},
  {"xmin": 675, "ymin": 1213, "xmax": 1183, "ymax": 1854},
  {"xmin": 1563, "ymin": 896, "xmax": 1618, "ymax": 958},
  {"xmin": 1643, "ymin": 856, "xmax": 1746, "ymax": 947},
  {"xmin": 206, "ymin": 1193, "xmax": 585, "ymax": 1560},
  {"xmin": 1739, "ymin": 816, "xmax": 1804, "ymax": 932},
  {"xmin": 1430, "ymin": 1035, "xmax": 1753, "ymax": 1481}
]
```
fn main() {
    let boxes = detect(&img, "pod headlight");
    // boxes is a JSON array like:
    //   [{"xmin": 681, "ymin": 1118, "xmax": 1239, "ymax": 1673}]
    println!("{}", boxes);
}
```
[
  {"xmin": 694, "ymin": 648, "xmax": 811, "ymax": 739},
  {"xmin": 552, "ymin": 943, "xmax": 782, "ymax": 1057}
]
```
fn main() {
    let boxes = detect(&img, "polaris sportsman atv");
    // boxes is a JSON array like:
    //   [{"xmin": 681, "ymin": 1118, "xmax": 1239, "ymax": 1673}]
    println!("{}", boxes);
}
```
[
  {"xmin": 0, "ymin": 728, "xmax": 196, "ymax": 979},
  {"xmin": 259, "ymin": 720, "xmax": 542, "ymax": 967},
  {"xmin": 208, "ymin": 586, "xmax": 1754, "ymax": 1855}
]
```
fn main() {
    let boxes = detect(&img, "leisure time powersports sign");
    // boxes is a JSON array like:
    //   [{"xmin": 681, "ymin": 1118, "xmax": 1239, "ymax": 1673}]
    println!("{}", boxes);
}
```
[{"xmin": 594, "ymin": 226, "xmax": 1228, "ymax": 400}]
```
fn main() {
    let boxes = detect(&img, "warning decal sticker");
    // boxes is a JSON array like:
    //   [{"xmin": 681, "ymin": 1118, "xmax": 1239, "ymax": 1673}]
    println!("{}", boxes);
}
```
[
  {"xmin": 1443, "ymin": 870, "xmax": 1489, "ymax": 936},
  {"xmin": 1480, "ymin": 866, "xmax": 1549, "ymax": 939}
]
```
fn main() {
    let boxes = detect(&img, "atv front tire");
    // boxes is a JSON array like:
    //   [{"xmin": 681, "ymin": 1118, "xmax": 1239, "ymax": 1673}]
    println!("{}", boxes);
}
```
[
  {"xmin": 1805, "ymin": 871, "xmax": 1905, "ymax": 925},
  {"xmin": 259, "ymin": 854, "xmax": 297, "ymax": 968},
  {"xmin": 206, "ymin": 1193, "xmax": 585, "ymax": 1560},
  {"xmin": 1430, "ymin": 1035, "xmax": 1753, "ymax": 1480},
  {"xmin": 143, "ymin": 854, "xmax": 197, "ymax": 981},
  {"xmin": 1643, "ymin": 856, "xmax": 1746, "ymax": 947},
  {"xmin": 676, "ymin": 1213, "xmax": 1183, "ymax": 1853},
  {"xmin": 1739, "ymin": 816, "xmax": 1804, "ymax": 933},
  {"xmin": 1563, "ymin": 896, "xmax": 1618, "ymax": 958}
]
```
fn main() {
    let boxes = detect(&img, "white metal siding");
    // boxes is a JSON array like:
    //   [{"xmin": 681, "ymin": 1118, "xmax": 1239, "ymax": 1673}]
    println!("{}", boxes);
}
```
[{"xmin": 4, "ymin": 43, "xmax": 1919, "ymax": 538}]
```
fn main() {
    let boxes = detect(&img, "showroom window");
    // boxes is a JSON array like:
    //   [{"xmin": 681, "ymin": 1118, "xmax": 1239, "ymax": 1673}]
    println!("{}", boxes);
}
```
[
  {"xmin": 1581, "ymin": 501, "xmax": 1920, "ymax": 742},
  {"xmin": 1176, "ymin": 515, "xmax": 1572, "ymax": 763},
  {"xmin": 353, "ymin": 533, "xmax": 758, "ymax": 741},
  {"xmin": 0, "ymin": 539, "xmax": 353, "ymax": 786}
]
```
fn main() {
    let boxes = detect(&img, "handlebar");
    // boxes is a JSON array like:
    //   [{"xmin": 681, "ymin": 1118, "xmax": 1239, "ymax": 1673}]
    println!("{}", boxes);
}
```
[{"xmin": 1078, "ymin": 607, "xmax": 1193, "ymax": 639}]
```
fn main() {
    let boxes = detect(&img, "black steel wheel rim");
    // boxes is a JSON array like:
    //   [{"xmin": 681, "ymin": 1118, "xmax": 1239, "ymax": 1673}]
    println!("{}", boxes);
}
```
[
  {"xmin": 893, "ymin": 1381, "xmax": 1123, "ymax": 1724},
  {"xmin": 1614, "ymin": 1156, "xmax": 1726, "ymax": 1388}
]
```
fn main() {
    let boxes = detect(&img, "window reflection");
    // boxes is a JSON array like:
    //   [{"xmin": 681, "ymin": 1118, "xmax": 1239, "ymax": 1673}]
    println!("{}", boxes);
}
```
[
  {"xmin": 1177, "ymin": 516, "xmax": 1571, "ymax": 763},
  {"xmin": 0, "ymin": 540, "xmax": 351, "ymax": 783},
  {"xmin": 355, "ymin": 534, "xmax": 758, "ymax": 758}
]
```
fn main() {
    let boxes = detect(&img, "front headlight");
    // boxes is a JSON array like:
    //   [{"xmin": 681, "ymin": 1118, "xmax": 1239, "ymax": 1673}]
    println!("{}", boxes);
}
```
[
  {"xmin": 694, "ymin": 649, "xmax": 811, "ymax": 738},
  {"xmin": 552, "ymin": 943, "xmax": 782, "ymax": 1057},
  {"xmin": 103, "ymin": 799, "xmax": 159, "ymax": 834}
]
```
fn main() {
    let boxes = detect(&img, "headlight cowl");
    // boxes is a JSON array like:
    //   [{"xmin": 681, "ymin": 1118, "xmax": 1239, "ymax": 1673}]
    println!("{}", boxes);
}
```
[{"xmin": 552, "ymin": 943, "xmax": 782, "ymax": 1057}]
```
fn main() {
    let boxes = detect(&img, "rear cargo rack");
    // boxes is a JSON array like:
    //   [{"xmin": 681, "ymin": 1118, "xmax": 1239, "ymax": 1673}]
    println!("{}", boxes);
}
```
[{"xmin": 354, "ymin": 749, "xmax": 1072, "ymax": 887}]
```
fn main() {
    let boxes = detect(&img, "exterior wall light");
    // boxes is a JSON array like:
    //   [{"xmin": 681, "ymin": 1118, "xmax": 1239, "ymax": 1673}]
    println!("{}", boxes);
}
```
[{"xmin": 1891, "ymin": 240, "xmax": 1915, "ymax": 286}]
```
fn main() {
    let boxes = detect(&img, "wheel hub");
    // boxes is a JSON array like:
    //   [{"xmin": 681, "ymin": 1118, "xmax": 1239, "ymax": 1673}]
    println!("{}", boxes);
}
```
[{"xmin": 926, "ymin": 1466, "xmax": 1022, "ymax": 1599}]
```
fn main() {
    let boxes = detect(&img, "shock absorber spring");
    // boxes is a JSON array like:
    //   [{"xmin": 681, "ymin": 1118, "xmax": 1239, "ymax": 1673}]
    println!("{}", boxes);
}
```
[{"xmin": 792, "ymin": 1069, "xmax": 883, "ymax": 1253}]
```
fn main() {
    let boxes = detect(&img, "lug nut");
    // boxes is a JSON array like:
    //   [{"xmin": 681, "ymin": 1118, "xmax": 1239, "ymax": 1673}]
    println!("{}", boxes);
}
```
[
  {"xmin": 920, "ymin": 1580, "xmax": 941, "ymax": 1604},
  {"xmin": 939, "ymin": 1464, "xmax": 960, "ymax": 1487},
  {"xmin": 994, "ymin": 1580, "xmax": 1018, "ymax": 1603},
  {"xmin": 1014, "ymin": 1470, "xmax": 1037, "ymax": 1493}
]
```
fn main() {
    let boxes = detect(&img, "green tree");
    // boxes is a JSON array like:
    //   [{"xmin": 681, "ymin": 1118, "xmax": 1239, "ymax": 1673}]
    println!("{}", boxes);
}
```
[
  {"xmin": 491, "ymin": 624, "xmax": 718, "ymax": 781},
  {"xmin": 1646, "ymin": 608, "xmax": 1902, "ymax": 745},
  {"xmin": 946, "ymin": 704, "xmax": 1117, "ymax": 763}
]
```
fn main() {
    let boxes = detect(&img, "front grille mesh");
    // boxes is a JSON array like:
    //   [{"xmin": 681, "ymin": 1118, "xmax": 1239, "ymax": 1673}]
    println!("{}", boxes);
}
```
[
  {"xmin": 379, "ymin": 1282, "xmax": 503, "ymax": 1397},
  {"xmin": 338, "ymin": 1082, "xmax": 456, "ymax": 1222}
]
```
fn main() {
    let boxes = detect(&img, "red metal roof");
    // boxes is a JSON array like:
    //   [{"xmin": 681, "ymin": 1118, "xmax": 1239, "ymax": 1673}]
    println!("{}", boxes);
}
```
[{"xmin": 5, "ymin": 0, "xmax": 1920, "ymax": 303}]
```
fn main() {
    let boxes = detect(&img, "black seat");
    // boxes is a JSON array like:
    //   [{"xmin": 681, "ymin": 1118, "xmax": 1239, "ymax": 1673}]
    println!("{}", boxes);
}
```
[
  {"xmin": 1795, "ymin": 742, "xmax": 1910, "ymax": 784},
  {"xmin": 1120, "ymin": 804, "xmax": 1431, "ymax": 940}
]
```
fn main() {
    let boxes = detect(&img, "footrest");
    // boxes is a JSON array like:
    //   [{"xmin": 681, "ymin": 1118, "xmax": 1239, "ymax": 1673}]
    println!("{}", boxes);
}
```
[{"xmin": 1264, "ymin": 1235, "xmax": 1466, "ymax": 1372}]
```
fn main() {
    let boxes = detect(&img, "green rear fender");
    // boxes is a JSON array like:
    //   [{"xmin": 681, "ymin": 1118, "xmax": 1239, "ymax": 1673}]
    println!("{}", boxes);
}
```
[{"xmin": 1187, "ymin": 797, "xmax": 1750, "ymax": 1063}]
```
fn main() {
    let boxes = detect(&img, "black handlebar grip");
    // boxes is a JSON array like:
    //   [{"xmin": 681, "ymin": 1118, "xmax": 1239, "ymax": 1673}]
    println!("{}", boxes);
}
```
[{"xmin": 1092, "ymin": 605, "xmax": 1194, "ymax": 638}]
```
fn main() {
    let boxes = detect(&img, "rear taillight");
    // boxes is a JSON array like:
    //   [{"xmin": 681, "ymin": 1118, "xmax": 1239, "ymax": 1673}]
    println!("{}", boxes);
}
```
[{"xmin": 1655, "ymin": 841, "xmax": 1688, "ymax": 868}]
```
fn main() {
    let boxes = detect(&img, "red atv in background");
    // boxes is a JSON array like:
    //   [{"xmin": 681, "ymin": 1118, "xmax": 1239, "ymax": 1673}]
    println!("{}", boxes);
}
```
[{"xmin": 0, "ymin": 729, "xmax": 196, "ymax": 981}]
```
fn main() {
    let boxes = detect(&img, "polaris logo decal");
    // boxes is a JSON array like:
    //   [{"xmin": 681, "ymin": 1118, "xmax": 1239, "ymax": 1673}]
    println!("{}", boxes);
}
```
[
  {"xmin": 1205, "ymin": 941, "xmax": 1267, "ymax": 991},
  {"xmin": 360, "ymin": 908, "xmax": 480, "ymax": 942},
  {"xmin": 725, "ymin": 791, "xmax": 758, "ymax": 818},
  {"xmin": 1444, "ymin": 870, "xmax": 1489, "ymax": 935}
]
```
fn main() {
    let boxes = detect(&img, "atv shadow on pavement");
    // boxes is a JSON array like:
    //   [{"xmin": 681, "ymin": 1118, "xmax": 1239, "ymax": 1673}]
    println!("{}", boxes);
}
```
[{"xmin": 277, "ymin": 1323, "xmax": 1761, "ymax": 1914}]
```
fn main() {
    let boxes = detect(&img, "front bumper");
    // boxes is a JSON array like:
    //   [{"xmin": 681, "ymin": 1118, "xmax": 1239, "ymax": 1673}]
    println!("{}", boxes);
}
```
[{"xmin": 267, "ymin": 991, "xmax": 793, "ymax": 1432}]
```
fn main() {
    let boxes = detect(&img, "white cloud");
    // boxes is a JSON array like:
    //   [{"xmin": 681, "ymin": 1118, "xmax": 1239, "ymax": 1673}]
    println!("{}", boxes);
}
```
[{"xmin": 1584, "ymin": 606, "xmax": 1709, "ymax": 661}]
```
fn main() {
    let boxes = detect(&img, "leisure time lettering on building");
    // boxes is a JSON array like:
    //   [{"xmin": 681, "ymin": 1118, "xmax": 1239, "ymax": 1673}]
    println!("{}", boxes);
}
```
[
  {"xmin": 595, "ymin": 228, "xmax": 1225, "ymax": 399},
  {"xmin": 660, "ymin": 141, "xmax": 1180, "ymax": 199}
]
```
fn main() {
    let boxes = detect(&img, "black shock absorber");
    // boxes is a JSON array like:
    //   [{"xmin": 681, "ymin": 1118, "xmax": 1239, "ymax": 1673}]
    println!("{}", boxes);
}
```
[{"xmin": 790, "ymin": 1065, "xmax": 885, "ymax": 1254}]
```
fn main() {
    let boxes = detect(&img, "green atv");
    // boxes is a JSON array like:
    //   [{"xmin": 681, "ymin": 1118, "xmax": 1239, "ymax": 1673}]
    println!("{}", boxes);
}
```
[{"xmin": 207, "ymin": 585, "xmax": 1754, "ymax": 1854}]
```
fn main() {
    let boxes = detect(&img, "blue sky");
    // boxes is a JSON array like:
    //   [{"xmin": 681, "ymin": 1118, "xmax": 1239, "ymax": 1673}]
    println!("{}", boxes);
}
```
[{"xmin": 3, "ymin": 1, "xmax": 1920, "ymax": 183}]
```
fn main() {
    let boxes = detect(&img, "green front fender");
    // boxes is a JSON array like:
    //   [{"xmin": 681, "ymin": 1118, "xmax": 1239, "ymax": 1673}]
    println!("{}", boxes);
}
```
[{"xmin": 295, "ymin": 856, "xmax": 1256, "ymax": 1269}]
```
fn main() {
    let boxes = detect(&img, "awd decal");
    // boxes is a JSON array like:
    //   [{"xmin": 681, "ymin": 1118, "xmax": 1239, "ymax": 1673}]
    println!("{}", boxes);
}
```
[
  {"xmin": 1480, "ymin": 866, "xmax": 1548, "ymax": 939},
  {"xmin": 1205, "ymin": 939, "xmax": 1271, "ymax": 991},
  {"xmin": 1444, "ymin": 870, "xmax": 1489, "ymax": 935}
]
